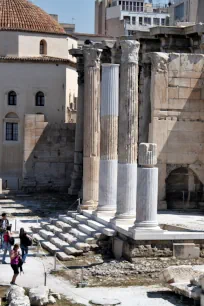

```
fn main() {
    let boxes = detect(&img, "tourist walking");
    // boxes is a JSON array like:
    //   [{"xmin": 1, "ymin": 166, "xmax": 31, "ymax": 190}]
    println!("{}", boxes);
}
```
[
  {"xmin": 2, "ymin": 225, "xmax": 12, "ymax": 264},
  {"xmin": 19, "ymin": 228, "xmax": 32, "ymax": 263},
  {"xmin": 0, "ymin": 213, "xmax": 9, "ymax": 249},
  {"xmin": 10, "ymin": 244, "xmax": 21, "ymax": 285}
]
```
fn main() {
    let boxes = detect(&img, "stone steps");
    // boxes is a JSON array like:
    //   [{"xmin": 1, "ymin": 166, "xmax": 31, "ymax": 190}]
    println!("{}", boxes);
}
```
[{"xmin": 31, "ymin": 210, "xmax": 116, "ymax": 260}]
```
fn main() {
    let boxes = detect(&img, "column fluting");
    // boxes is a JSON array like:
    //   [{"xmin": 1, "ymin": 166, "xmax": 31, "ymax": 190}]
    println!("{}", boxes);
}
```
[
  {"xmin": 115, "ymin": 40, "xmax": 140, "ymax": 220},
  {"xmin": 97, "ymin": 64, "xmax": 119, "ymax": 212},
  {"xmin": 81, "ymin": 47, "xmax": 102, "ymax": 210}
]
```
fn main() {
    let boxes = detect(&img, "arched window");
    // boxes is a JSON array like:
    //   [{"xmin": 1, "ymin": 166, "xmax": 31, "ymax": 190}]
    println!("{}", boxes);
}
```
[
  {"xmin": 5, "ymin": 113, "xmax": 19, "ymax": 141},
  {"xmin": 8, "ymin": 91, "xmax": 17, "ymax": 106},
  {"xmin": 35, "ymin": 92, "xmax": 45, "ymax": 106},
  {"xmin": 40, "ymin": 40, "xmax": 47, "ymax": 55}
]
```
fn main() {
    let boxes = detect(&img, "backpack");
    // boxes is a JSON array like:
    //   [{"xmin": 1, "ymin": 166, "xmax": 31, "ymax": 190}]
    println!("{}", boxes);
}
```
[
  {"xmin": 9, "ymin": 237, "xmax": 15, "ymax": 246},
  {"xmin": 24, "ymin": 235, "xmax": 32, "ymax": 247}
]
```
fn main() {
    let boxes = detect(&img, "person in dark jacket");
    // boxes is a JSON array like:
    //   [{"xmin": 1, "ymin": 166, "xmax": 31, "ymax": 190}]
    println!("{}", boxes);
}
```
[
  {"xmin": 0, "ymin": 213, "xmax": 9, "ymax": 250},
  {"xmin": 2, "ymin": 225, "xmax": 12, "ymax": 264},
  {"xmin": 19, "ymin": 228, "xmax": 32, "ymax": 263}
]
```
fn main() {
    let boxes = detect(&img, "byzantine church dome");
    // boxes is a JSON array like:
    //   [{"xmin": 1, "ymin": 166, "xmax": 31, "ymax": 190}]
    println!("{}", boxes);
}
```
[{"xmin": 0, "ymin": 0, "xmax": 66, "ymax": 35}]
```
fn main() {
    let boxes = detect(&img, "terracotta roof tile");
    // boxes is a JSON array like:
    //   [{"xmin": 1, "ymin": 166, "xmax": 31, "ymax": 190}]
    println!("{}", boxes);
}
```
[{"xmin": 0, "ymin": 0, "xmax": 66, "ymax": 35}]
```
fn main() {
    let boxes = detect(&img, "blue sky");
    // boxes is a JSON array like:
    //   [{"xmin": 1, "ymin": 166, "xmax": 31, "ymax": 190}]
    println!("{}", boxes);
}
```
[
  {"xmin": 32, "ymin": 0, "xmax": 168, "ymax": 34},
  {"xmin": 32, "ymin": 0, "xmax": 95, "ymax": 33}
]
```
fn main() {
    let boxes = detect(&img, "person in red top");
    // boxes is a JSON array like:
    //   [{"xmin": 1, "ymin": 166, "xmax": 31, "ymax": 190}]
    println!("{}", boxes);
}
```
[{"xmin": 2, "ymin": 225, "xmax": 12, "ymax": 264}]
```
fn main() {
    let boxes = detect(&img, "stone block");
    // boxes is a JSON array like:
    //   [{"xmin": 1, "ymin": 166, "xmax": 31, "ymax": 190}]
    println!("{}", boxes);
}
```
[
  {"xmin": 35, "ymin": 129, "xmax": 44, "ymax": 137},
  {"xmin": 173, "ymin": 243, "xmax": 200, "ymax": 259},
  {"xmin": 112, "ymin": 238, "xmax": 124, "ymax": 260},
  {"xmin": 168, "ymin": 53, "xmax": 180, "ymax": 72},
  {"xmin": 180, "ymin": 54, "xmax": 204, "ymax": 72},
  {"xmin": 151, "ymin": 72, "xmax": 168, "ymax": 109},
  {"xmin": 168, "ymin": 99, "xmax": 188, "ymax": 110},
  {"xmin": 35, "ymin": 114, "xmax": 45, "ymax": 122},
  {"xmin": 29, "ymin": 286, "xmax": 49, "ymax": 306},
  {"xmin": 179, "ymin": 88, "xmax": 201, "ymax": 100},
  {"xmin": 190, "ymin": 78, "xmax": 204, "ymax": 88},
  {"xmin": 180, "ymin": 71, "xmax": 203, "ymax": 79},
  {"xmin": 168, "ymin": 87, "xmax": 179, "ymax": 99},
  {"xmin": 169, "ymin": 77, "xmax": 190, "ymax": 88},
  {"xmin": 159, "ymin": 265, "xmax": 202, "ymax": 284},
  {"xmin": 36, "ymin": 122, "xmax": 48, "ymax": 129}
]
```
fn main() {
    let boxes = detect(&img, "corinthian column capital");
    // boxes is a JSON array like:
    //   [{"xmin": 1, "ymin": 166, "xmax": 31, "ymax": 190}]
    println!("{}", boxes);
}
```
[
  {"xmin": 120, "ymin": 40, "xmax": 140, "ymax": 64},
  {"xmin": 83, "ymin": 47, "xmax": 102, "ymax": 69}
]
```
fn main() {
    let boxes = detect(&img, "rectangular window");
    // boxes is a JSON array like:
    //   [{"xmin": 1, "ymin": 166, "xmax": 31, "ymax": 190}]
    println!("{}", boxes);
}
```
[
  {"xmin": 119, "ymin": 0, "xmax": 121, "ymax": 5},
  {"xmin": 122, "ymin": 1, "xmax": 125, "ymax": 10},
  {"xmin": 130, "ymin": 1, "xmax": 132, "ymax": 11},
  {"xmin": 132, "ymin": 16, "xmax": 136, "ymax": 25},
  {"xmin": 133, "ymin": 2, "xmax": 136, "ymax": 11},
  {"xmin": 139, "ymin": 17, "xmax": 143, "ymax": 25},
  {"xmin": 128, "ymin": 30, "xmax": 134, "ymax": 36},
  {"xmin": 137, "ymin": 2, "xmax": 140, "ymax": 12},
  {"xmin": 141, "ymin": 2, "xmax": 143, "ymax": 12},
  {"xmin": 144, "ymin": 17, "xmax": 151, "ymax": 25},
  {"xmin": 124, "ymin": 16, "xmax": 130, "ymax": 24},
  {"xmin": 153, "ymin": 18, "xmax": 160, "ymax": 25},
  {"xmin": 126, "ymin": 1, "xmax": 129, "ymax": 10},
  {"xmin": 6, "ymin": 123, "xmax": 18, "ymax": 141},
  {"xmin": 161, "ymin": 18, "xmax": 165, "ymax": 25}
]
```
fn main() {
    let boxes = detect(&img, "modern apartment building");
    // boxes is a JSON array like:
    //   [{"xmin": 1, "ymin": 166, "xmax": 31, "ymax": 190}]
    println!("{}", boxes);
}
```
[
  {"xmin": 169, "ymin": 0, "xmax": 199, "ymax": 25},
  {"xmin": 95, "ymin": 0, "xmax": 170, "ymax": 37}
]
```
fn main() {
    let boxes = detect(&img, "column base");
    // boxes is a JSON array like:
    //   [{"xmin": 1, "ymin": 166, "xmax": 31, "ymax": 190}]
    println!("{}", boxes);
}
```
[
  {"xmin": 95, "ymin": 206, "xmax": 116, "ymax": 213},
  {"xmin": 81, "ymin": 200, "xmax": 98, "ymax": 211},
  {"xmin": 130, "ymin": 226, "xmax": 163, "ymax": 239},
  {"xmin": 110, "ymin": 215, "xmax": 135, "ymax": 230},
  {"xmin": 134, "ymin": 220, "xmax": 159, "ymax": 228},
  {"xmin": 114, "ymin": 213, "xmax": 136, "ymax": 220}
]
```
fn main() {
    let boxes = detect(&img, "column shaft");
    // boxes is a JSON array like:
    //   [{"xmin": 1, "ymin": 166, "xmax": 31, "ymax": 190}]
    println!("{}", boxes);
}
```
[
  {"xmin": 136, "ymin": 167, "xmax": 159, "ymax": 227},
  {"xmin": 82, "ymin": 48, "xmax": 101, "ymax": 210},
  {"xmin": 68, "ymin": 55, "xmax": 84, "ymax": 195},
  {"xmin": 97, "ymin": 64, "xmax": 119, "ymax": 212},
  {"xmin": 131, "ymin": 143, "xmax": 162, "ymax": 237},
  {"xmin": 115, "ymin": 40, "xmax": 140, "ymax": 219}
]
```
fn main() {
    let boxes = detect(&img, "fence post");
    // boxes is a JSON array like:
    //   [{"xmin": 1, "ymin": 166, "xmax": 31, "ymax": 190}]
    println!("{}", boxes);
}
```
[
  {"xmin": 44, "ymin": 272, "xmax": 47, "ymax": 286},
  {"xmin": 54, "ymin": 253, "xmax": 57, "ymax": 271}
]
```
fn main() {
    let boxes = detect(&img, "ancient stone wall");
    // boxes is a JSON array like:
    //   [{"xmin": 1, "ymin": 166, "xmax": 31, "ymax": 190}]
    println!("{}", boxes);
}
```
[
  {"xmin": 145, "ymin": 53, "xmax": 204, "ymax": 209},
  {"xmin": 23, "ymin": 114, "xmax": 75, "ymax": 192}
]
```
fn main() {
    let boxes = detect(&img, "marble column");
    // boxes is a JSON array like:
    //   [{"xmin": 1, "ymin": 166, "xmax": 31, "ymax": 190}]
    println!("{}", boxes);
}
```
[
  {"xmin": 115, "ymin": 40, "xmax": 140, "ymax": 220},
  {"xmin": 81, "ymin": 47, "xmax": 102, "ymax": 210},
  {"xmin": 97, "ymin": 64, "xmax": 119, "ymax": 212},
  {"xmin": 131, "ymin": 143, "xmax": 162, "ymax": 237},
  {"xmin": 68, "ymin": 50, "xmax": 84, "ymax": 196}
]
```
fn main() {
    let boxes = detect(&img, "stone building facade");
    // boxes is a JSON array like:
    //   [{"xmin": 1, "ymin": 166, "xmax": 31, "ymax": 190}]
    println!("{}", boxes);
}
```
[
  {"xmin": 0, "ymin": 0, "xmax": 78, "ymax": 191},
  {"xmin": 140, "ymin": 53, "xmax": 204, "ymax": 210},
  {"xmin": 23, "ymin": 115, "xmax": 75, "ymax": 192}
]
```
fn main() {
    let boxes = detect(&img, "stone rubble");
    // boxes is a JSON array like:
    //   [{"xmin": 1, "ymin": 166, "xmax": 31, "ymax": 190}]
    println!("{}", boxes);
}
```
[
  {"xmin": 7, "ymin": 287, "xmax": 30, "ymax": 306},
  {"xmin": 28, "ymin": 286, "xmax": 49, "ymax": 306},
  {"xmin": 6, "ymin": 286, "xmax": 61, "ymax": 306}
]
